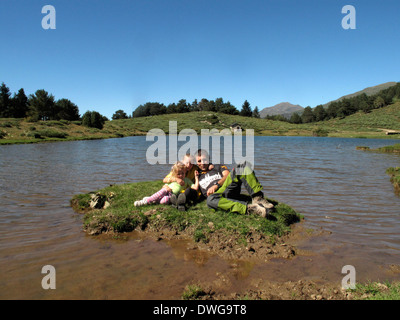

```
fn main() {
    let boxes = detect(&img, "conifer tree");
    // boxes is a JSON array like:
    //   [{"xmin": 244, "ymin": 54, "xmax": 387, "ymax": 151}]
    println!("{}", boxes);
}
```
[{"xmin": 240, "ymin": 100, "xmax": 252, "ymax": 117}]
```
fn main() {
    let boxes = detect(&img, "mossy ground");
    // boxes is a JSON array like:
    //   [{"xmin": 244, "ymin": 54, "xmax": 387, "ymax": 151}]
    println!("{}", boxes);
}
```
[{"xmin": 71, "ymin": 181, "xmax": 303, "ymax": 260}]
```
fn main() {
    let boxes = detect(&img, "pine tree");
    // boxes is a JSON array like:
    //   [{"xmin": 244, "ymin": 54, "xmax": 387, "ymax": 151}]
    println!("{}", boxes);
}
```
[
  {"xmin": 11, "ymin": 88, "xmax": 29, "ymax": 118},
  {"xmin": 301, "ymin": 106, "xmax": 315, "ymax": 123},
  {"xmin": 28, "ymin": 89, "xmax": 57, "ymax": 121},
  {"xmin": 313, "ymin": 105, "xmax": 327, "ymax": 122},
  {"xmin": 0, "ymin": 82, "xmax": 11, "ymax": 118},
  {"xmin": 252, "ymin": 106, "xmax": 260, "ymax": 118},
  {"xmin": 240, "ymin": 100, "xmax": 252, "ymax": 117},
  {"xmin": 290, "ymin": 112, "xmax": 302, "ymax": 124}
]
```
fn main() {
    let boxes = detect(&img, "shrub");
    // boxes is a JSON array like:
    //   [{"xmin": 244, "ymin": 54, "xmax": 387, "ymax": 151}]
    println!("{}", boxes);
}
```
[
  {"xmin": 312, "ymin": 128, "xmax": 329, "ymax": 137},
  {"xmin": 36, "ymin": 129, "xmax": 68, "ymax": 138},
  {"xmin": 0, "ymin": 121, "xmax": 13, "ymax": 128},
  {"xmin": 26, "ymin": 132, "xmax": 42, "ymax": 139},
  {"xmin": 82, "ymin": 111, "xmax": 105, "ymax": 129}
]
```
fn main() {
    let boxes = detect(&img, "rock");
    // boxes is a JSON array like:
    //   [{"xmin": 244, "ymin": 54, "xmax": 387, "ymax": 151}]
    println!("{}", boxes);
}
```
[
  {"xmin": 89, "ymin": 193, "xmax": 107, "ymax": 209},
  {"xmin": 376, "ymin": 283, "xmax": 388, "ymax": 290},
  {"xmin": 144, "ymin": 209, "xmax": 157, "ymax": 216}
]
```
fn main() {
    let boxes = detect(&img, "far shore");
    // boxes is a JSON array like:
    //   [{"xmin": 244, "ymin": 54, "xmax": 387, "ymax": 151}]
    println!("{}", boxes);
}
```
[
  {"xmin": 2, "ymin": 104, "xmax": 400, "ymax": 145},
  {"xmin": 1, "ymin": 123, "xmax": 399, "ymax": 146}
]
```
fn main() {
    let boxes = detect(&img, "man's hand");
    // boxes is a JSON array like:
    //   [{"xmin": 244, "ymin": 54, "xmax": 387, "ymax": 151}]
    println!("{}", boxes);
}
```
[{"xmin": 207, "ymin": 184, "xmax": 219, "ymax": 196}]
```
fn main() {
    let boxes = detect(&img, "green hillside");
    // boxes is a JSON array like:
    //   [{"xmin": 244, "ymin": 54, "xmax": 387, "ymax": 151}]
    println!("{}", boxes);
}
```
[
  {"xmin": 298, "ymin": 101, "xmax": 400, "ymax": 138},
  {"xmin": 322, "ymin": 82, "xmax": 397, "ymax": 108},
  {"xmin": 1, "ymin": 102, "xmax": 400, "ymax": 144}
]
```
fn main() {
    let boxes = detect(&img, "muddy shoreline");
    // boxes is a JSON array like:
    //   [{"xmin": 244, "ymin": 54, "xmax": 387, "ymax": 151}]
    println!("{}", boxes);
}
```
[
  {"xmin": 71, "ymin": 186, "xmax": 400, "ymax": 300},
  {"xmin": 86, "ymin": 221, "xmax": 400, "ymax": 300},
  {"xmin": 89, "ymin": 218, "xmax": 355, "ymax": 300}
]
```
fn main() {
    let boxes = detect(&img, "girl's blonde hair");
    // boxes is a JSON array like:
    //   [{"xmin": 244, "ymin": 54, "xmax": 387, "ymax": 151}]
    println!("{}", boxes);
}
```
[{"xmin": 170, "ymin": 161, "xmax": 186, "ymax": 177}]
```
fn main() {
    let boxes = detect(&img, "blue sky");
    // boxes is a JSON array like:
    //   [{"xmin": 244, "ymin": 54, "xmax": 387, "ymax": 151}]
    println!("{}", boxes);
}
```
[{"xmin": 1, "ymin": 0, "xmax": 399, "ymax": 119}]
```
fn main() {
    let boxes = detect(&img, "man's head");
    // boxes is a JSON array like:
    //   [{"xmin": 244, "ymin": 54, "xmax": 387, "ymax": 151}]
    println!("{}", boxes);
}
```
[{"xmin": 195, "ymin": 149, "xmax": 210, "ymax": 171}]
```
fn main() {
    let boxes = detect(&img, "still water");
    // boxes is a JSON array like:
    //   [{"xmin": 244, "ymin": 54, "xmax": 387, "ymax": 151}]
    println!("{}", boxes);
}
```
[{"xmin": 0, "ymin": 136, "xmax": 399, "ymax": 299}]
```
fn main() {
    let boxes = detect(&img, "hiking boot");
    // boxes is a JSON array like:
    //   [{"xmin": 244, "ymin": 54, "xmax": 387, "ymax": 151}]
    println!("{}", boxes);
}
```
[
  {"xmin": 134, "ymin": 197, "xmax": 150, "ymax": 207},
  {"xmin": 170, "ymin": 194, "xmax": 177, "ymax": 208},
  {"xmin": 252, "ymin": 196, "xmax": 274, "ymax": 210},
  {"xmin": 247, "ymin": 203, "xmax": 267, "ymax": 218},
  {"xmin": 134, "ymin": 199, "xmax": 146, "ymax": 207},
  {"xmin": 177, "ymin": 193, "xmax": 186, "ymax": 211}
]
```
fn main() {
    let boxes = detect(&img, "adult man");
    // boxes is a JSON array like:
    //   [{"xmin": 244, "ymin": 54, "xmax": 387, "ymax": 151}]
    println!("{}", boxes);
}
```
[{"xmin": 195, "ymin": 149, "xmax": 274, "ymax": 218}]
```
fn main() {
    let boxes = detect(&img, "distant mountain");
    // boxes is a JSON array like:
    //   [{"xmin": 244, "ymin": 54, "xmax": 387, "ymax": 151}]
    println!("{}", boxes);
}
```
[
  {"xmin": 322, "ymin": 82, "xmax": 397, "ymax": 108},
  {"xmin": 260, "ymin": 102, "xmax": 304, "ymax": 119}
]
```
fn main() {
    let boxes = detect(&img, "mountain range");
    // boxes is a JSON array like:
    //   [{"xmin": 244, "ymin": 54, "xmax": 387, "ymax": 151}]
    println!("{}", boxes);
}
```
[{"xmin": 259, "ymin": 82, "xmax": 397, "ymax": 119}]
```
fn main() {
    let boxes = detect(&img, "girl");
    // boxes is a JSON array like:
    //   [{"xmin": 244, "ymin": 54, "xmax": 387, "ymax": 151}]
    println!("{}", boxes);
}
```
[{"xmin": 134, "ymin": 161, "xmax": 198, "ymax": 206}]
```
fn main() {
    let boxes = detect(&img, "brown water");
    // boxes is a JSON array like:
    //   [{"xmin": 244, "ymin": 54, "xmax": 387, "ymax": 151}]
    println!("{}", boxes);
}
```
[{"xmin": 1, "ymin": 136, "xmax": 399, "ymax": 299}]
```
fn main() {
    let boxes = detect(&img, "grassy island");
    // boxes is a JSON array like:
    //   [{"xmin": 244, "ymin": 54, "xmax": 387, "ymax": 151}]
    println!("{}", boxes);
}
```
[
  {"xmin": 386, "ymin": 167, "xmax": 400, "ymax": 194},
  {"xmin": 71, "ymin": 181, "xmax": 302, "ymax": 260}
]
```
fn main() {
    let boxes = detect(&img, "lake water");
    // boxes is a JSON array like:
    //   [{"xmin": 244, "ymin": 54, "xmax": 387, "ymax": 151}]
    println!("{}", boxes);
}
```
[{"xmin": 0, "ymin": 136, "xmax": 399, "ymax": 299}]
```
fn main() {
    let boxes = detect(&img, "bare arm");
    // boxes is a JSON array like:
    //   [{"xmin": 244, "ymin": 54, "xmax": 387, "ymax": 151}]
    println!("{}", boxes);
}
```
[
  {"xmin": 191, "ymin": 171, "xmax": 199, "ymax": 190},
  {"xmin": 207, "ymin": 170, "xmax": 230, "ymax": 196},
  {"xmin": 218, "ymin": 170, "xmax": 230, "ymax": 186},
  {"xmin": 163, "ymin": 174, "xmax": 175, "ymax": 184}
]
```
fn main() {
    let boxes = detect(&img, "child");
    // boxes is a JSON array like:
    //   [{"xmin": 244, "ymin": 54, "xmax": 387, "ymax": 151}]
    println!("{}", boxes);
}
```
[
  {"xmin": 163, "ymin": 153, "xmax": 197, "ymax": 183},
  {"xmin": 134, "ymin": 161, "xmax": 198, "ymax": 206},
  {"xmin": 163, "ymin": 153, "xmax": 212, "ymax": 210}
]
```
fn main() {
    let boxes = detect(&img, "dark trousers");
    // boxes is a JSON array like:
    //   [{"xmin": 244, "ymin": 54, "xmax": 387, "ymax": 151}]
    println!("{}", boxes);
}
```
[{"xmin": 206, "ymin": 161, "xmax": 264, "ymax": 215}]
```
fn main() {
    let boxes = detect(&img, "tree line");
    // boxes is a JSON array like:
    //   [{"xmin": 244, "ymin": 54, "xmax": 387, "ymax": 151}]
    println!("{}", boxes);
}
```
[
  {"xmin": 0, "ymin": 82, "xmax": 110, "ymax": 129},
  {"xmin": 129, "ymin": 98, "xmax": 261, "ymax": 119},
  {"xmin": 1, "ymin": 82, "xmax": 261, "ymax": 125},
  {"xmin": 286, "ymin": 82, "xmax": 400, "ymax": 124},
  {"xmin": 3, "ymin": 80, "xmax": 399, "ymax": 127},
  {"xmin": 0, "ymin": 82, "xmax": 80, "ymax": 121}
]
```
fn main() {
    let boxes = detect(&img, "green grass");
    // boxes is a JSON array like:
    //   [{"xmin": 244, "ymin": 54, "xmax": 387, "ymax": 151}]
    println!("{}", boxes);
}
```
[
  {"xmin": 350, "ymin": 282, "xmax": 400, "ymax": 300},
  {"xmin": 357, "ymin": 143, "xmax": 400, "ymax": 154},
  {"xmin": 2, "ymin": 101, "xmax": 400, "ymax": 145},
  {"xmin": 0, "ymin": 118, "xmax": 136, "ymax": 145},
  {"xmin": 70, "ymin": 181, "xmax": 302, "ymax": 247},
  {"xmin": 181, "ymin": 284, "xmax": 208, "ymax": 300},
  {"xmin": 378, "ymin": 144, "xmax": 400, "ymax": 153},
  {"xmin": 91, "ymin": 101, "xmax": 400, "ymax": 139}
]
